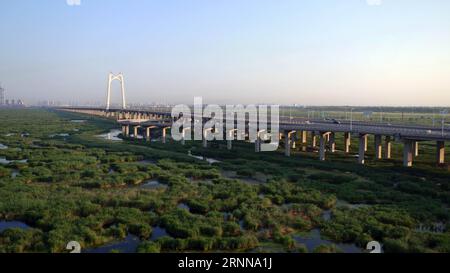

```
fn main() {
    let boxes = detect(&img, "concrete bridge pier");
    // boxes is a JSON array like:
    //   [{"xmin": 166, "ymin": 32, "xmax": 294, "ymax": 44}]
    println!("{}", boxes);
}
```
[
  {"xmin": 437, "ymin": 141, "xmax": 445, "ymax": 164},
  {"xmin": 122, "ymin": 125, "xmax": 129, "ymax": 137},
  {"xmin": 162, "ymin": 127, "xmax": 170, "ymax": 144},
  {"xmin": 291, "ymin": 133, "xmax": 297, "ymax": 149},
  {"xmin": 374, "ymin": 135, "xmax": 382, "ymax": 159},
  {"xmin": 301, "ymin": 131, "xmax": 308, "ymax": 151},
  {"xmin": 145, "ymin": 127, "xmax": 151, "ymax": 141},
  {"xmin": 329, "ymin": 132, "xmax": 336, "ymax": 153},
  {"xmin": 384, "ymin": 136, "xmax": 392, "ymax": 159},
  {"xmin": 285, "ymin": 130, "xmax": 296, "ymax": 157},
  {"xmin": 364, "ymin": 134, "xmax": 368, "ymax": 152},
  {"xmin": 319, "ymin": 133, "xmax": 327, "ymax": 161},
  {"xmin": 203, "ymin": 128, "xmax": 216, "ymax": 148},
  {"xmin": 358, "ymin": 134, "xmax": 368, "ymax": 164},
  {"xmin": 133, "ymin": 126, "xmax": 140, "ymax": 139},
  {"xmin": 344, "ymin": 132, "xmax": 351, "ymax": 153},
  {"xmin": 180, "ymin": 128, "xmax": 192, "ymax": 146},
  {"xmin": 403, "ymin": 140, "xmax": 414, "ymax": 167},
  {"xmin": 255, "ymin": 137, "xmax": 261, "ymax": 152},
  {"xmin": 413, "ymin": 141, "xmax": 419, "ymax": 157},
  {"xmin": 311, "ymin": 132, "xmax": 317, "ymax": 148},
  {"xmin": 255, "ymin": 130, "xmax": 266, "ymax": 153},
  {"xmin": 145, "ymin": 126, "xmax": 156, "ymax": 142},
  {"xmin": 203, "ymin": 129, "xmax": 211, "ymax": 148},
  {"xmin": 227, "ymin": 129, "xmax": 237, "ymax": 150},
  {"xmin": 284, "ymin": 132, "xmax": 290, "ymax": 157}
]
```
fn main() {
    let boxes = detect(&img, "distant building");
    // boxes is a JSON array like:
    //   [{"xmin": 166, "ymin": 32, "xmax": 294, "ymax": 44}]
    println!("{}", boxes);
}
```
[
  {"xmin": 0, "ymin": 83, "xmax": 27, "ymax": 108},
  {"xmin": 0, "ymin": 84, "xmax": 4, "ymax": 105}
]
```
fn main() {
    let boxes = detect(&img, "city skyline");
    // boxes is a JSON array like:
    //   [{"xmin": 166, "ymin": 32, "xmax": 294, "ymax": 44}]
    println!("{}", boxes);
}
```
[{"xmin": 1, "ymin": 0, "xmax": 450, "ymax": 106}]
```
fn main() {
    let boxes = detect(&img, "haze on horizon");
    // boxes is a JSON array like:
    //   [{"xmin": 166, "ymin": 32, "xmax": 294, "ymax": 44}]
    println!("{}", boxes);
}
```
[{"xmin": 0, "ymin": 0, "xmax": 449, "ymax": 107}]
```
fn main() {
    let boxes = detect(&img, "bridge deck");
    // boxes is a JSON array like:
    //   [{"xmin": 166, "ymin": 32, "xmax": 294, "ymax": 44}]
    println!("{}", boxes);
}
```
[{"xmin": 60, "ymin": 107, "xmax": 450, "ymax": 141}]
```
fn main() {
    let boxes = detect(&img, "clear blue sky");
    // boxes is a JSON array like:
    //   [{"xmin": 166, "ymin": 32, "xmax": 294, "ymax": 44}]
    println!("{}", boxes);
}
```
[{"xmin": 1, "ymin": 0, "xmax": 450, "ymax": 106}]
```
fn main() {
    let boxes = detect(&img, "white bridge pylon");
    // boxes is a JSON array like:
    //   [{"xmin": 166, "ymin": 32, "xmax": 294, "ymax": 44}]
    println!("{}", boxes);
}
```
[{"xmin": 106, "ymin": 72, "xmax": 126, "ymax": 110}]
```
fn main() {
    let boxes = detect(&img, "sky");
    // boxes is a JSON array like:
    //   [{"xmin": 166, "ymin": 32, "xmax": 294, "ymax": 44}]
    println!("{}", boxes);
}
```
[{"xmin": 0, "ymin": 0, "xmax": 450, "ymax": 106}]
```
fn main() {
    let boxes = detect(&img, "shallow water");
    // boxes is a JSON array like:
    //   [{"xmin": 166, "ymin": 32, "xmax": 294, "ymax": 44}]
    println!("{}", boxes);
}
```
[
  {"xmin": 188, "ymin": 153, "xmax": 204, "ymax": 161},
  {"xmin": 97, "ymin": 129, "xmax": 123, "ymax": 141},
  {"xmin": 221, "ymin": 170, "xmax": 237, "ymax": 179},
  {"xmin": 0, "ymin": 157, "xmax": 28, "ymax": 165},
  {"xmin": 238, "ymin": 174, "xmax": 267, "ymax": 185},
  {"xmin": 0, "ymin": 221, "xmax": 30, "ymax": 233},
  {"xmin": 70, "ymin": 120, "xmax": 87, "ymax": 123},
  {"xmin": 336, "ymin": 200, "xmax": 370, "ymax": 209},
  {"xmin": 49, "ymin": 133, "xmax": 70, "ymax": 138},
  {"xmin": 0, "ymin": 143, "xmax": 8, "ymax": 150},
  {"xmin": 177, "ymin": 203, "xmax": 190, "ymax": 211},
  {"xmin": 205, "ymin": 158, "xmax": 221, "ymax": 164},
  {"xmin": 223, "ymin": 212, "xmax": 232, "ymax": 221},
  {"xmin": 293, "ymin": 229, "xmax": 363, "ymax": 253},
  {"xmin": 221, "ymin": 170, "xmax": 267, "ymax": 185},
  {"xmin": 239, "ymin": 220, "xmax": 245, "ymax": 230},
  {"xmin": 240, "ymin": 178, "xmax": 265, "ymax": 185},
  {"xmin": 83, "ymin": 227, "xmax": 171, "ymax": 253},
  {"xmin": 150, "ymin": 226, "xmax": 169, "ymax": 241},
  {"xmin": 196, "ymin": 179, "xmax": 213, "ymax": 185},
  {"xmin": 416, "ymin": 222, "xmax": 446, "ymax": 233},
  {"xmin": 187, "ymin": 152, "xmax": 222, "ymax": 164},
  {"xmin": 137, "ymin": 159, "xmax": 157, "ymax": 165},
  {"xmin": 84, "ymin": 235, "xmax": 140, "ymax": 253},
  {"xmin": 11, "ymin": 169, "xmax": 20, "ymax": 178},
  {"xmin": 322, "ymin": 210, "xmax": 332, "ymax": 221},
  {"xmin": 140, "ymin": 180, "xmax": 167, "ymax": 190}
]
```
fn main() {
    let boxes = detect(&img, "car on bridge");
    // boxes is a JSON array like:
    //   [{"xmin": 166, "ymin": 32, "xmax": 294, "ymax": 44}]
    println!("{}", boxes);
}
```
[{"xmin": 332, "ymin": 119, "xmax": 341, "ymax": 124}]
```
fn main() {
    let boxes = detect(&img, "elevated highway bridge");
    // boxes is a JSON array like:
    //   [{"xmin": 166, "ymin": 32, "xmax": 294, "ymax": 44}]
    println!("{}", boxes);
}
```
[{"xmin": 58, "ymin": 107, "xmax": 449, "ymax": 168}]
